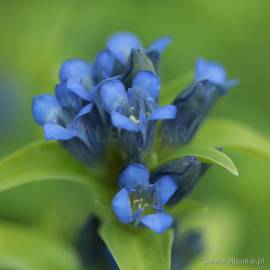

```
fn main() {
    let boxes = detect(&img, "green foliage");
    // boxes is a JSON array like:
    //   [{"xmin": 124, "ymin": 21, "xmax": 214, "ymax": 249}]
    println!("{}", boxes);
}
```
[
  {"xmin": 99, "ymin": 216, "xmax": 173, "ymax": 270},
  {"xmin": 0, "ymin": 222, "xmax": 81, "ymax": 270},
  {"xmin": 0, "ymin": 0, "xmax": 270, "ymax": 268},
  {"xmin": 1, "ymin": 115, "xmax": 270, "ymax": 269},
  {"xmin": 0, "ymin": 140, "xmax": 175, "ymax": 270},
  {"xmin": 155, "ymin": 145, "xmax": 238, "ymax": 176},
  {"xmin": 194, "ymin": 118, "xmax": 270, "ymax": 159},
  {"xmin": 0, "ymin": 140, "xmax": 112, "ymax": 215}
]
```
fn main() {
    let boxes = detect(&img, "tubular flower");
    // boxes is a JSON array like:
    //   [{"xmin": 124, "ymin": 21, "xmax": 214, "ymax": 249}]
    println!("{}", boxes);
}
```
[{"xmin": 162, "ymin": 59, "xmax": 237, "ymax": 146}]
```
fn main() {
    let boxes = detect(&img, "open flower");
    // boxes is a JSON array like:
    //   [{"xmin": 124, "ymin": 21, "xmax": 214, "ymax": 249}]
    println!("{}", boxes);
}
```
[
  {"xmin": 99, "ymin": 70, "xmax": 176, "ymax": 133},
  {"xmin": 97, "ymin": 70, "xmax": 176, "ymax": 156},
  {"xmin": 112, "ymin": 163, "xmax": 177, "ymax": 233}
]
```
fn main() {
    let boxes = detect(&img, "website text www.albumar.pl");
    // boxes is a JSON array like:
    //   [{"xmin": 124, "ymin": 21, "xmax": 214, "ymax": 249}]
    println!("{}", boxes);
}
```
[{"xmin": 204, "ymin": 257, "xmax": 264, "ymax": 267}]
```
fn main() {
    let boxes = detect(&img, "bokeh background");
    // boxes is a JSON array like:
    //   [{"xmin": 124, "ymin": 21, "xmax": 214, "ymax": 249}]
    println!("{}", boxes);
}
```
[{"xmin": 0, "ymin": 0, "xmax": 269, "ymax": 268}]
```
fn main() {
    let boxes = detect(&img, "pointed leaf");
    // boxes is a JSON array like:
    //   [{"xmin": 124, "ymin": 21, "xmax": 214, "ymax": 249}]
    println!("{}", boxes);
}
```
[
  {"xmin": 155, "ymin": 145, "xmax": 238, "ymax": 176},
  {"xmin": 194, "ymin": 118, "xmax": 270, "ymax": 159},
  {"xmin": 99, "ymin": 217, "xmax": 173, "ymax": 270},
  {"xmin": 0, "ymin": 140, "xmax": 112, "ymax": 212}
]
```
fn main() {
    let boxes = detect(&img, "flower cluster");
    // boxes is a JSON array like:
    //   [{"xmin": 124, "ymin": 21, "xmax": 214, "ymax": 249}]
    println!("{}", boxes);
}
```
[{"xmin": 32, "ymin": 32, "xmax": 236, "ymax": 233}]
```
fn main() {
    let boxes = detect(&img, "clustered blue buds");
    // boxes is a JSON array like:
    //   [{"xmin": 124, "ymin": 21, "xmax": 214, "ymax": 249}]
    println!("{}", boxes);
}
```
[{"xmin": 32, "ymin": 32, "xmax": 236, "ymax": 233}]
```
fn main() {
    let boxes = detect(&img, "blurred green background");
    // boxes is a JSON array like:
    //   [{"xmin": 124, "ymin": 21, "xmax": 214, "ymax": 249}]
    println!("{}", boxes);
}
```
[{"xmin": 0, "ymin": 0, "xmax": 269, "ymax": 268}]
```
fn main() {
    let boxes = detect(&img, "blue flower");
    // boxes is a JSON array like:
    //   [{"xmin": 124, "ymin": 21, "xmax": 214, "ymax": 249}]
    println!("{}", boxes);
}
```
[
  {"xmin": 59, "ymin": 59, "xmax": 95, "ymax": 102},
  {"xmin": 161, "ymin": 58, "xmax": 238, "ymax": 146},
  {"xmin": 107, "ymin": 32, "xmax": 171, "ymax": 65},
  {"xmin": 112, "ymin": 163, "xmax": 177, "ymax": 233},
  {"xmin": 98, "ymin": 70, "xmax": 176, "ymax": 131},
  {"xmin": 98, "ymin": 70, "xmax": 176, "ymax": 155},
  {"xmin": 195, "ymin": 58, "xmax": 238, "ymax": 88},
  {"xmin": 162, "ymin": 78, "xmax": 231, "ymax": 145},
  {"xmin": 107, "ymin": 32, "xmax": 143, "ymax": 65},
  {"xmin": 93, "ymin": 32, "xmax": 171, "ymax": 82},
  {"xmin": 32, "ymin": 60, "xmax": 106, "ymax": 165}
]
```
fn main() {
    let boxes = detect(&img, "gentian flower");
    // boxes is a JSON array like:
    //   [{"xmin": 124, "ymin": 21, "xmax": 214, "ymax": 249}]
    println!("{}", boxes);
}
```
[
  {"xmin": 162, "ymin": 58, "xmax": 237, "ymax": 145},
  {"xmin": 106, "ymin": 32, "xmax": 171, "ymax": 66},
  {"xmin": 98, "ymin": 70, "xmax": 176, "ymax": 154},
  {"xmin": 32, "ymin": 60, "xmax": 105, "ymax": 165},
  {"xmin": 59, "ymin": 59, "xmax": 94, "ymax": 101},
  {"xmin": 93, "ymin": 32, "xmax": 171, "ymax": 83},
  {"xmin": 112, "ymin": 163, "xmax": 177, "ymax": 233}
]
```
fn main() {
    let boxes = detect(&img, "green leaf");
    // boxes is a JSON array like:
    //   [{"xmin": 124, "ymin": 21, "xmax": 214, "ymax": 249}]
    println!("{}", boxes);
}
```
[
  {"xmin": 99, "ymin": 216, "xmax": 173, "ymax": 270},
  {"xmin": 154, "ymin": 145, "xmax": 238, "ymax": 176},
  {"xmin": 160, "ymin": 70, "xmax": 193, "ymax": 105},
  {"xmin": 0, "ymin": 222, "xmax": 81, "ymax": 270},
  {"xmin": 0, "ymin": 140, "xmax": 112, "ymax": 212},
  {"xmin": 194, "ymin": 117, "xmax": 270, "ymax": 159}
]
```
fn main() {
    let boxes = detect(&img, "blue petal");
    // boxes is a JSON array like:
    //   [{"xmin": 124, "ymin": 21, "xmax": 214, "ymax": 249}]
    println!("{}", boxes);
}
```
[
  {"xmin": 32, "ymin": 94, "xmax": 62, "ymax": 125},
  {"xmin": 111, "ymin": 112, "xmax": 139, "ymax": 132},
  {"xmin": 44, "ymin": 123, "xmax": 74, "ymax": 140},
  {"xmin": 59, "ymin": 59, "xmax": 92, "ymax": 81},
  {"xmin": 99, "ymin": 79, "xmax": 128, "ymax": 113},
  {"xmin": 107, "ymin": 32, "xmax": 142, "ymax": 64},
  {"xmin": 132, "ymin": 71, "xmax": 160, "ymax": 100},
  {"xmin": 55, "ymin": 83, "xmax": 81, "ymax": 110},
  {"xmin": 94, "ymin": 49, "xmax": 115, "ymax": 77},
  {"xmin": 119, "ymin": 163, "xmax": 150, "ymax": 191},
  {"xmin": 148, "ymin": 36, "xmax": 172, "ymax": 53},
  {"xmin": 112, "ymin": 188, "xmax": 133, "ymax": 223},
  {"xmin": 66, "ymin": 77, "xmax": 92, "ymax": 101},
  {"xmin": 75, "ymin": 103, "xmax": 93, "ymax": 120},
  {"xmin": 149, "ymin": 105, "xmax": 177, "ymax": 120},
  {"xmin": 154, "ymin": 175, "xmax": 177, "ymax": 206},
  {"xmin": 195, "ymin": 58, "xmax": 227, "ymax": 85},
  {"xmin": 141, "ymin": 213, "xmax": 173, "ymax": 233}
]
